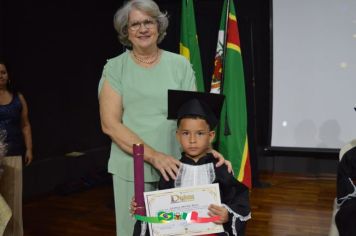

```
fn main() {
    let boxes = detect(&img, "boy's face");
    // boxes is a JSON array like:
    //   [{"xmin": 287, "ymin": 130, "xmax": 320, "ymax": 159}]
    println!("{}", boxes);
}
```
[{"xmin": 176, "ymin": 118, "xmax": 215, "ymax": 160}]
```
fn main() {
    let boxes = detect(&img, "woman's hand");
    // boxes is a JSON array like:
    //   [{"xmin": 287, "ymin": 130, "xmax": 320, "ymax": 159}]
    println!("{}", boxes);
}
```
[
  {"xmin": 210, "ymin": 149, "xmax": 233, "ymax": 173},
  {"xmin": 208, "ymin": 204, "xmax": 229, "ymax": 224},
  {"xmin": 149, "ymin": 152, "xmax": 181, "ymax": 182},
  {"xmin": 25, "ymin": 149, "xmax": 33, "ymax": 166}
]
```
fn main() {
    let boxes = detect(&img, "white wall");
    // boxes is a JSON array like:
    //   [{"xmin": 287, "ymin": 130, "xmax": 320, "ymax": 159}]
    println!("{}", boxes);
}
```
[{"xmin": 272, "ymin": 0, "xmax": 356, "ymax": 149}]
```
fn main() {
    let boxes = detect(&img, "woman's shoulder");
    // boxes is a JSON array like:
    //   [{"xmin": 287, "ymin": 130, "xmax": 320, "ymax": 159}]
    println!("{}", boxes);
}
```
[
  {"xmin": 162, "ymin": 50, "xmax": 190, "ymax": 65},
  {"xmin": 104, "ymin": 51, "xmax": 130, "ymax": 67},
  {"xmin": 8, "ymin": 92, "xmax": 22, "ymax": 103},
  {"xmin": 16, "ymin": 92, "xmax": 26, "ymax": 101},
  {"xmin": 14, "ymin": 92, "xmax": 27, "ymax": 108},
  {"xmin": 16, "ymin": 92, "xmax": 23, "ymax": 98}
]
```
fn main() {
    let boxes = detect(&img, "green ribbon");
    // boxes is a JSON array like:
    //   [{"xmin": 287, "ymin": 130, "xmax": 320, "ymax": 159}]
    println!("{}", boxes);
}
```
[{"xmin": 134, "ymin": 214, "xmax": 165, "ymax": 223}]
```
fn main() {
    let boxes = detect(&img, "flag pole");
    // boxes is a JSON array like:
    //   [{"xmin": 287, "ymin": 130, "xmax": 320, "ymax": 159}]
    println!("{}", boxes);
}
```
[{"xmin": 220, "ymin": 0, "xmax": 230, "ymax": 95}]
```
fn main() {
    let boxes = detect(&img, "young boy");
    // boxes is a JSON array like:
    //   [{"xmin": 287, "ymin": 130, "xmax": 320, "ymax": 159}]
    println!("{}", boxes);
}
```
[{"xmin": 133, "ymin": 90, "xmax": 251, "ymax": 236}]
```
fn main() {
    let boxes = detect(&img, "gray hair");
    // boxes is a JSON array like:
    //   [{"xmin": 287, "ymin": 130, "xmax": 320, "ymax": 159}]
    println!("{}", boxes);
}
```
[{"xmin": 114, "ymin": 0, "xmax": 169, "ymax": 47}]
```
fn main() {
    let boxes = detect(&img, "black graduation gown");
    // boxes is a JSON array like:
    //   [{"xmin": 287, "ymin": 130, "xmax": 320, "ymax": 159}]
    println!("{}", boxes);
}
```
[
  {"xmin": 335, "ymin": 146, "xmax": 356, "ymax": 236},
  {"xmin": 133, "ymin": 153, "xmax": 251, "ymax": 236}
]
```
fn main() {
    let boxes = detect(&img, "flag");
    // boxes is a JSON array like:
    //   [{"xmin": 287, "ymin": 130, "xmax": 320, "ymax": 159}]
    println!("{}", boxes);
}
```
[
  {"xmin": 180, "ymin": 0, "xmax": 204, "ymax": 92},
  {"xmin": 211, "ymin": 0, "xmax": 251, "ymax": 188}
]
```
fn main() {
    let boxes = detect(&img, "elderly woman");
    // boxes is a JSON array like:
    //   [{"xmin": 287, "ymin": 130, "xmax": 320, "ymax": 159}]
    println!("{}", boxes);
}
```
[{"xmin": 98, "ymin": 0, "xmax": 230, "ymax": 235}]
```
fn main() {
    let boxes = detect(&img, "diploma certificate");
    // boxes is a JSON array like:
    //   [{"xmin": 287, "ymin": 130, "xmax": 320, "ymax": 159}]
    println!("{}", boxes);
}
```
[{"xmin": 144, "ymin": 183, "xmax": 224, "ymax": 236}]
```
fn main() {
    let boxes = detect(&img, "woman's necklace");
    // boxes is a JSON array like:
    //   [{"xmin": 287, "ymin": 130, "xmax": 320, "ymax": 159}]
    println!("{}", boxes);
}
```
[{"xmin": 132, "ymin": 49, "xmax": 160, "ymax": 64}]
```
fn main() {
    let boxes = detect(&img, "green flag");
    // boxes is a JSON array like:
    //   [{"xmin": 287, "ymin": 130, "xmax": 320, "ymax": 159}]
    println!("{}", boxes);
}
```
[
  {"xmin": 211, "ymin": 0, "xmax": 251, "ymax": 188},
  {"xmin": 180, "ymin": 0, "xmax": 204, "ymax": 92}
]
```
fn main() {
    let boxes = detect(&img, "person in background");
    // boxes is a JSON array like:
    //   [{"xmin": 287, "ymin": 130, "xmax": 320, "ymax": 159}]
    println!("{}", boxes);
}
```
[
  {"xmin": 0, "ymin": 59, "xmax": 33, "ymax": 236},
  {"xmin": 0, "ymin": 129, "xmax": 12, "ymax": 236},
  {"xmin": 98, "ymin": 0, "xmax": 231, "ymax": 235},
  {"xmin": 335, "ymin": 146, "xmax": 356, "ymax": 236}
]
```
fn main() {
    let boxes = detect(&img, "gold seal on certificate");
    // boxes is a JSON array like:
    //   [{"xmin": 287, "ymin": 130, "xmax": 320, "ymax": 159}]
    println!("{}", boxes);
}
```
[{"xmin": 144, "ymin": 183, "xmax": 224, "ymax": 236}]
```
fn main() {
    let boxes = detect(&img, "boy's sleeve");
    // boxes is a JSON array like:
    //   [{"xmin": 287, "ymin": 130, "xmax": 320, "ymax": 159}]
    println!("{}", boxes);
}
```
[
  {"xmin": 132, "ymin": 220, "xmax": 149, "ymax": 236},
  {"xmin": 217, "ymin": 167, "xmax": 251, "ymax": 235},
  {"xmin": 222, "ymin": 188, "xmax": 251, "ymax": 236}
]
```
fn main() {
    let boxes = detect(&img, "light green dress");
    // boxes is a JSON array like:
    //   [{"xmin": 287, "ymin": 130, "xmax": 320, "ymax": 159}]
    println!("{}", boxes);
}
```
[{"xmin": 98, "ymin": 50, "xmax": 196, "ymax": 236}]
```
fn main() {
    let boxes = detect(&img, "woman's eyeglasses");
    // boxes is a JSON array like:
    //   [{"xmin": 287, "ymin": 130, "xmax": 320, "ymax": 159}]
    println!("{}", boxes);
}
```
[{"xmin": 128, "ymin": 19, "xmax": 156, "ymax": 31}]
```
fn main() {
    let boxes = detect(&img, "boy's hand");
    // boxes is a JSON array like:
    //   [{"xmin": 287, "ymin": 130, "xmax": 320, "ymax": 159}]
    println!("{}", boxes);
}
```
[
  {"xmin": 130, "ymin": 196, "xmax": 137, "ymax": 215},
  {"xmin": 211, "ymin": 149, "xmax": 233, "ymax": 174},
  {"xmin": 208, "ymin": 204, "xmax": 229, "ymax": 224}
]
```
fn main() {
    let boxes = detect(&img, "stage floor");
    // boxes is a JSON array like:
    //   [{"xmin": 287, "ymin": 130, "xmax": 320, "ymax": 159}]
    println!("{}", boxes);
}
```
[{"xmin": 23, "ymin": 172, "xmax": 336, "ymax": 236}]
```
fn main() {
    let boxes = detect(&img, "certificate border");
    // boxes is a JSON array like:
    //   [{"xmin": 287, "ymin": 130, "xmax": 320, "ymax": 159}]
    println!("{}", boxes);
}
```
[{"xmin": 143, "ymin": 183, "xmax": 224, "ymax": 236}]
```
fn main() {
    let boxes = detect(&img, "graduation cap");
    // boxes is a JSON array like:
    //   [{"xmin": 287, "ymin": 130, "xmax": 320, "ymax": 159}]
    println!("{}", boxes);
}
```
[{"xmin": 167, "ymin": 90, "xmax": 225, "ymax": 129}]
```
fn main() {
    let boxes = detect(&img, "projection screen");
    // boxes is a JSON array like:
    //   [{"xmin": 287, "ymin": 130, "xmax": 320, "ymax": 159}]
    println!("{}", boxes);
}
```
[{"xmin": 272, "ymin": 0, "xmax": 356, "ymax": 149}]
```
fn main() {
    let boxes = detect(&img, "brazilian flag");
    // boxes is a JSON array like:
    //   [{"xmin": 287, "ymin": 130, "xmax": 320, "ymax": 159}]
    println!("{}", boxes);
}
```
[{"xmin": 180, "ymin": 0, "xmax": 204, "ymax": 92}]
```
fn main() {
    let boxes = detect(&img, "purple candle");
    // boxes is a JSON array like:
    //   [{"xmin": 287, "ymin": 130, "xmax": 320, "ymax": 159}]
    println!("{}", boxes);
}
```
[{"xmin": 133, "ymin": 143, "xmax": 145, "ymax": 216}]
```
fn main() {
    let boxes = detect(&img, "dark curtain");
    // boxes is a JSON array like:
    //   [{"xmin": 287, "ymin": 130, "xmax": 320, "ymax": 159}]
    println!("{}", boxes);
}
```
[{"xmin": 0, "ymin": 0, "xmax": 271, "ymax": 187}]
